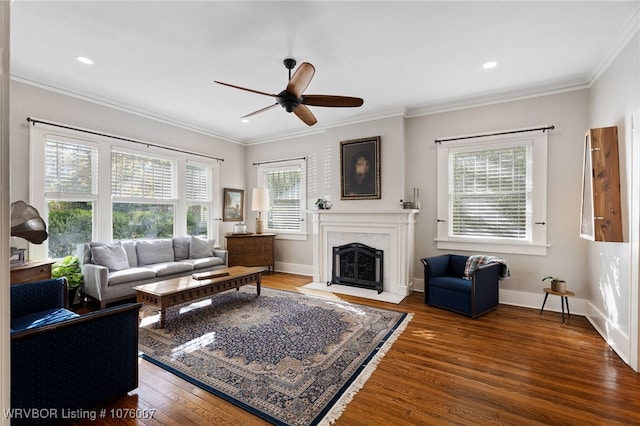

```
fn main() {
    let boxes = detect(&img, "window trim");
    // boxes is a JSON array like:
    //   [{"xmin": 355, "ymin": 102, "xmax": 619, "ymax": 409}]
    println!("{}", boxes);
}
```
[
  {"xmin": 435, "ymin": 128, "xmax": 548, "ymax": 256},
  {"xmin": 257, "ymin": 158, "xmax": 307, "ymax": 241}
]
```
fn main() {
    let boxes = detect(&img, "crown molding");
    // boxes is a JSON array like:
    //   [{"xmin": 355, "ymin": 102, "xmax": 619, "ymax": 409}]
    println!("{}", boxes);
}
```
[
  {"xmin": 10, "ymin": 75, "xmax": 245, "ymax": 145},
  {"xmin": 243, "ymin": 108, "xmax": 408, "ymax": 145},
  {"xmin": 406, "ymin": 82, "xmax": 590, "ymax": 118},
  {"xmin": 588, "ymin": 6, "xmax": 640, "ymax": 85}
]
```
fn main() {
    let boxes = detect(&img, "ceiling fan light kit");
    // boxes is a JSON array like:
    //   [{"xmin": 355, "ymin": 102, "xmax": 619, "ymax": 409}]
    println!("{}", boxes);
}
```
[{"xmin": 215, "ymin": 58, "xmax": 363, "ymax": 126}]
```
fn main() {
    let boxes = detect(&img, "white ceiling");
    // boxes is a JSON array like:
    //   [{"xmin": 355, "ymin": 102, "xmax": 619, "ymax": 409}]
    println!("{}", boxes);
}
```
[{"xmin": 9, "ymin": 1, "xmax": 640, "ymax": 144}]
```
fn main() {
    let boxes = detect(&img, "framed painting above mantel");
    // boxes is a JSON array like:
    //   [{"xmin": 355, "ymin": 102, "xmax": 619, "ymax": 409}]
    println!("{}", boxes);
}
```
[{"xmin": 340, "ymin": 136, "xmax": 381, "ymax": 200}]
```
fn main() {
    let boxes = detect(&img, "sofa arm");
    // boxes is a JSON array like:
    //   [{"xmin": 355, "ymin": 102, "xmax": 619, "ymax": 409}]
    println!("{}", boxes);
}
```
[
  {"xmin": 421, "ymin": 255, "xmax": 450, "ymax": 280},
  {"xmin": 11, "ymin": 303, "xmax": 142, "ymax": 424},
  {"xmin": 81, "ymin": 263, "xmax": 109, "ymax": 301},
  {"xmin": 10, "ymin": 278, "xmax": 68, "ymax": 319},
  {"xmin": 470, "ymin": 262, "xmax": 501, "ymax": 286},
  {"xmin": 214, "ymin": 249, "xmax": 228, "ymax": 266}
]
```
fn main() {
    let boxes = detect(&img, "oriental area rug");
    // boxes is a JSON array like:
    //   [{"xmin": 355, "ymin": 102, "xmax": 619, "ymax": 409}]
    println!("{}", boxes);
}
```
[{"xmin": 138, "ymin": 286, "xmax": 412, "ymax": 426}]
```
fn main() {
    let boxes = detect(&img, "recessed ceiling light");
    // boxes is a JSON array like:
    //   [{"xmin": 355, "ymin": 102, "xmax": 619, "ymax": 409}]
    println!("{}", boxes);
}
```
[
  {"xmin": 77, "ymin": 56, "xmax": 94, "ymax": 65},
  {"xmin": 483, "ymin": 61, "xmax": 497, "ymax": 69},
  {"xmin": 241, "ymin": 118, "xmax": 250, "ymax": 124}
]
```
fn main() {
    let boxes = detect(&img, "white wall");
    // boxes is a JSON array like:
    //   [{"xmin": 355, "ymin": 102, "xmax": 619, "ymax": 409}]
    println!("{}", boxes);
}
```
[
  {"xmin": 9, "ymin": 80, "xmax": 247, "ymax": 239},
  {"xmin": 245, "ymin": 89, "xmax": 594, "ymax": 317},
  {"xmin": 406, "ymin": 90, "xmax": 590, "ymax": 302},
  {"xmin": 245, "ymin": 115, "xmax": 406, "ymax": 274},
  {"xmin": 587, "ymin": 32, "xmax": 639, "ymax": 367}
]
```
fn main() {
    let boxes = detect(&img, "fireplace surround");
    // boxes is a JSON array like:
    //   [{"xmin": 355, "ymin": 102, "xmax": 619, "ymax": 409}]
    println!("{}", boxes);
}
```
[{"xmin": 311, "ymin": 210, "xmax": 418, "ymax": 298}]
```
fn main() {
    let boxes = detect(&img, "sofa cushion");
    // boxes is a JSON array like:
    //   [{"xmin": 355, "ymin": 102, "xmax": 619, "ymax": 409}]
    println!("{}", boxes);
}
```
[
  {"xmin": 173, "ymin": 237, "xmax": 191, "ymax": 261},
  {"xmin": 189, "ymin": 236, "xmax": 216, "ymax": 259},
  {"xmin": 146, "ymin": 261, "xmax": 194, "ymax": 277},
  {"xmin": 108, "ymin": 268, "xmax": 156, "ymax": 286},
  {"xmin": 11, "ymin": 308, "xmax": 79, "ymax": 334},
  {"xmin": 121, "ymin": 240, "xmax": 138, "ymax": 267},
  {"xmin": 430, "ymin": 276, "xmax": 472, "ymax": 293},
  {"xmin": 136, "ymin": 239, "xmax": 174, "ymax": 265},
  {"xmin": 91, "ymin": 243, "xmax": 130, "ymax": 271},
  {"xmin": 186, "ymin": 256, "xmax": 225, "ymax": 269}
]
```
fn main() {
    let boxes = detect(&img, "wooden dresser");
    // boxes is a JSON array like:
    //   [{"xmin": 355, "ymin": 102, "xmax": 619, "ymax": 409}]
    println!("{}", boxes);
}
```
[
  {"xmin": 225, "ymin": 233, "xmax": 275, "ymax": 272},
  {"xmin": 10, "ymin": 260, "xmax": 55, "ymax": 285}
]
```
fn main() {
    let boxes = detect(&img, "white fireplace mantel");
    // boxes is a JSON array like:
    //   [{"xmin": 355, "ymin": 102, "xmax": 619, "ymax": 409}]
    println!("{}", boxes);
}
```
[{"xmin": 310, "ymin": 210, "xmax": 419, "ymax": 298}]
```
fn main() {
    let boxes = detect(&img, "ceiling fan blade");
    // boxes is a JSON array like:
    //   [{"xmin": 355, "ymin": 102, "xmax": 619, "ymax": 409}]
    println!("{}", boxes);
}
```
[
  {"xmin": 294, "ymin": 104, "xmax": 317, "ymax": 126},
  {"xmin": 241, "ymin": 103, "xmax": 279, "ymax": 119},
  {"xmin": 214, "ymin": 81, "xmax": 277, "ymax": 98},
  {"xmin": 302, "ymin": 94, "xmax": 364, "ymax": 107},
  {"xmin": 286, "ymin": 62, "xmax": 315, "ymax": 98}
]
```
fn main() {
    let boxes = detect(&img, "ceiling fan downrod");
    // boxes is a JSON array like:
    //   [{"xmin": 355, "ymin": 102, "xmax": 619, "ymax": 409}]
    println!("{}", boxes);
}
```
[
  {"xmin": 283, "ymin": 58, "xmax": 296, "ymax": 81},
  {"xmin": 279, "ymin": 58, "xmax": 302, "ymax": 112}
]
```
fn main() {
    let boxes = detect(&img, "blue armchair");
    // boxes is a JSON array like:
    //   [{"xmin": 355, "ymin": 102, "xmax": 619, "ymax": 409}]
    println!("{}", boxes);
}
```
[
  {"xmin": 421, "ymin": 254, "xmax": 502, "ymax": 318},
  {"xmin": 10, "ymin": 278, "xmax": 142, "ymax": 425}
]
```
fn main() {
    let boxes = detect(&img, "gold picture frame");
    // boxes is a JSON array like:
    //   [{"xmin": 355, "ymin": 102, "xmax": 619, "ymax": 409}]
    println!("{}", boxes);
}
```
[
  {"xmin": 223, "ymin": 188, "xmax": 244, "ymax": 222},
  {"xmin": 340, "ymin": 136, "xmax": 381, "ymax": 200}
]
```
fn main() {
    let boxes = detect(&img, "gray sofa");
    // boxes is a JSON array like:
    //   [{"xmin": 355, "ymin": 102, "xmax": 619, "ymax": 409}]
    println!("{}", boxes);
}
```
[{"xmin": 78, "ymin": 236, "xmax": 228, "ymax": 308}]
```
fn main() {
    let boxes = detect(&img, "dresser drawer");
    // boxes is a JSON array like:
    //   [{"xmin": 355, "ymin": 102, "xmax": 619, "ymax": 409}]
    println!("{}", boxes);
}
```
[{"xmin": 10, "ymin": 261, "xmax": 54, "ymax": 285}]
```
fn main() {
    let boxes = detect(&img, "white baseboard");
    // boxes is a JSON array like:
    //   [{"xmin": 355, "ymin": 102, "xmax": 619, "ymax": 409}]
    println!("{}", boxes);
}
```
[
  {"xmin": 584, "ymin": 301, "xmax": 630, "ymax": 365},
  {"xmin": 274, "ymin": 261, "xmax": 313, "ymax": 277}
]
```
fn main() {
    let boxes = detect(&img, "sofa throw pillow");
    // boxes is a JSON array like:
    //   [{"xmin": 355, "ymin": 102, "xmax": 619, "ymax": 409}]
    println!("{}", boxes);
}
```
[
  {"xmin": 90, "ymin": 243, "xmax": 130, "ymax": 271},
  {"xmin": 189, "ymin": 236, "xmax": 216, "ymax": 259},
  {"xmin": 120, "ymin": 240, "xmax": 138, "ymax": 267},
  {"xmin": 136, "ymin": 239, "xmax": 174, "ymax": 265},
  {"xmin": 173, "ymin": 237, "xmax": 191, "ymax": 261}
]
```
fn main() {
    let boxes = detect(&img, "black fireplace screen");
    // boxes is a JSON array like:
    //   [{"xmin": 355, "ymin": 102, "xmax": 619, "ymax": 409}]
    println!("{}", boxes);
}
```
[{"xmin": 330, "ymin": 242, "xmax": 383, "ymax": 293}]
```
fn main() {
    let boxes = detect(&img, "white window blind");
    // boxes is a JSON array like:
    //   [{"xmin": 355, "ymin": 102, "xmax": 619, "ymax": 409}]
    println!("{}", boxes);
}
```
[
  {"xmin": 266, "ymin": 169, "xmax": 302, "ymax": 230},
  {"xmin": 186, "ymin": 163, "xmax": 211, "ymax": 202},
  {"xmin": 45, "ymin": 139, "xmax": 98, "ymax": 195},
  {"xmin": 449, "ymin": 145, "xmax": 530, "ymax": 239},
  {"xmin": 186, "ymin": 162, "xmax": 213, "ymax": 237},
  {"xmin": 111, "ymin": 150, "xmax": 177, "ymax": 200},
  {"xmin": 256, "ymin": 158, "xmax": 307, "ymax": 238}
]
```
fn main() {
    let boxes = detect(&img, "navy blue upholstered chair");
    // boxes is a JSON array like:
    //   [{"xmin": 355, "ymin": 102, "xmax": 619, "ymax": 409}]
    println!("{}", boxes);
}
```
[
  {"xmin": 11, "ymin": 278, "xmax": 142, "ymax": 425},
  {"xmin": 421, "ymin": 254, "xmax": 501, "ymax": 318}
]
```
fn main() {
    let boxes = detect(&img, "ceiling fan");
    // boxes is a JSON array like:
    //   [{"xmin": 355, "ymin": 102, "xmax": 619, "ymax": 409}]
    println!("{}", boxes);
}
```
[{"xmin": 214, "ymin": 58, "xmax": 364, "ymax": 126}]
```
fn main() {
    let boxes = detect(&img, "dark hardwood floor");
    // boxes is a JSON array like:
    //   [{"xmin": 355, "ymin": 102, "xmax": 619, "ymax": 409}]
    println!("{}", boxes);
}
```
[{"xmin": 72, "ymin": 272, "xmax": 640, "ymax": 425}]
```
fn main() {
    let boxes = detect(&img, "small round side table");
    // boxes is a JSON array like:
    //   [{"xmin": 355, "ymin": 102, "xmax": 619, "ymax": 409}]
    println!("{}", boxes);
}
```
[{"xmin": 540, "ymin": 287, "xmax": 575, "ymax": 323}]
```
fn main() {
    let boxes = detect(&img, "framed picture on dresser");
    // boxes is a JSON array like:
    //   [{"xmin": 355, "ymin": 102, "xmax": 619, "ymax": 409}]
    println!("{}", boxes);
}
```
[{"xmin": 223, "ymin": 188, "xmax": 244, "ymax": 222}]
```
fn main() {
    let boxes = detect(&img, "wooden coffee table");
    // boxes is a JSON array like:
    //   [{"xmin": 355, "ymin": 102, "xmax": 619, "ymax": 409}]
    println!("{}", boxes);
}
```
[{"xmin": 134, "ymin": 266, "xmax": 262, "ymax": 328}]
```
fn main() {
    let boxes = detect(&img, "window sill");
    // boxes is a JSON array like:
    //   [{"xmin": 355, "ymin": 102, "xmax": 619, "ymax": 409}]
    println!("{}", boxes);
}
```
[
  {"xmin": 268, "ymin": 231, "xmax": 308, "ymax": 241},
  {"xmin": 435, "ymin": 239, "xmax": 548, "ymax": 256}
]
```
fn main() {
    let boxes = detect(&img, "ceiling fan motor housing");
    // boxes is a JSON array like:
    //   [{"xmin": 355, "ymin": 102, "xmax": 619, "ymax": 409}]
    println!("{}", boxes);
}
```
[{"xmin": 276, "ymin": 90, "xmax": 303, "ymax": 113}]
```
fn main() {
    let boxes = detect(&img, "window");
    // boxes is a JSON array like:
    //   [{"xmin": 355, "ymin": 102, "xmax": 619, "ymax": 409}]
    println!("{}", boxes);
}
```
[
  {"xmin": 111, "ymin": 149, "xmax": 177, "ymax": 240},
  {"xmin": 257, "ymin": 159, "xmax": 307, "ymax": 239},
  {"xmin": 29, "ymin": 122, "xmax": 220, "ymax": 259},
  {"xmin": 186, "ymin": 163, "xmax": 213, "ymax": 238},
  {"xmin": 436, "ymin": 128, "xmax": 548, "ymax": 255},
  {"xmin": 44, "ymin": 138, "xmax": 98, "ymax": 258}
]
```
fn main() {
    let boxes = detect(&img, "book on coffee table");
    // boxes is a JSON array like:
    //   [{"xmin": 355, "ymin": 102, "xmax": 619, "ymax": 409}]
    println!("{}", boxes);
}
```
[{"xmin": 192, "ymin": 270, "xmax": 231, "ymax": 280}]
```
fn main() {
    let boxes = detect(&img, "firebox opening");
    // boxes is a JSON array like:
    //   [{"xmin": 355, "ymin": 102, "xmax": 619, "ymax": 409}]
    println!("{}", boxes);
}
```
[{"xmin": 329, "ymin": 242, "xmax": 383, "ymax": 294}]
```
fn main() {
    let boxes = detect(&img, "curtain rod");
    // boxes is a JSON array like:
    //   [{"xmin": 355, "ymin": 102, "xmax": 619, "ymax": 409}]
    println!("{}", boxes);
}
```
[
  {"xmin": 253, "ymin": 156, "xmax": 306, "ymax": 166},
  {"xmin": 27, "ymin": 117, "xmax": 224, "ymax": 162},
  {"xmin": 434, "ymin": 125, "xmax": 555, "ymax": 144}
]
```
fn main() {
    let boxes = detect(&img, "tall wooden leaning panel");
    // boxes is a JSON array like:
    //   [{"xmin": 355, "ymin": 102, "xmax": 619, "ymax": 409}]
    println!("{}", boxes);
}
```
[{"xmin": 580, "ymin": 126, "xmax": 623, "ymax": 242}]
